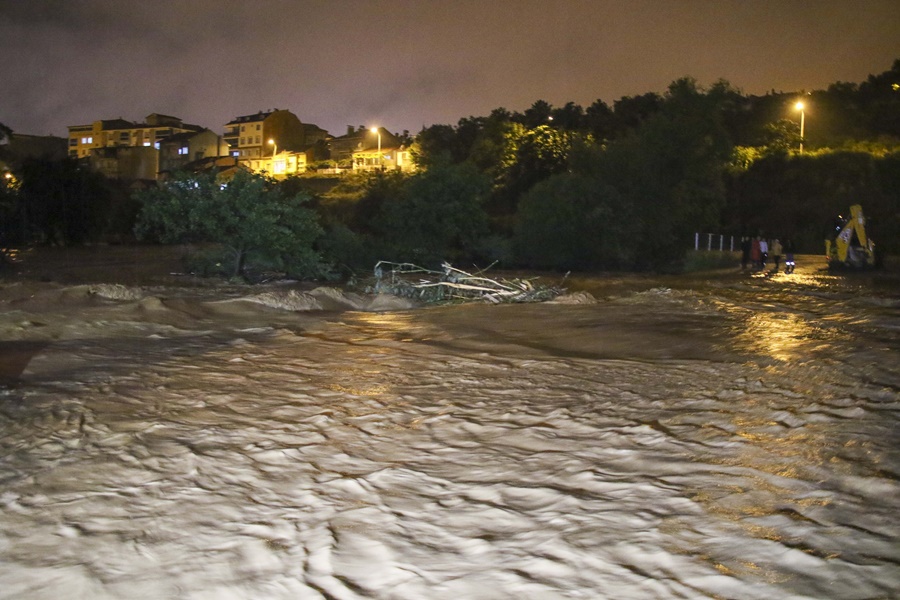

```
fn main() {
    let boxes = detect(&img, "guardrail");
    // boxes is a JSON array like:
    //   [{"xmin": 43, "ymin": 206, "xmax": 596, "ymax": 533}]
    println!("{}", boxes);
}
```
[{"xmin": 694, "ymin": 233, "xmax": 736, "ymax": 252}]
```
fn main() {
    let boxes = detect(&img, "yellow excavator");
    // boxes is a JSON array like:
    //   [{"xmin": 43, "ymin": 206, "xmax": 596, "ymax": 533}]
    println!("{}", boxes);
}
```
[{"xmin": 825, "ymin": 204, "xmax": 876, "ymax": 269}]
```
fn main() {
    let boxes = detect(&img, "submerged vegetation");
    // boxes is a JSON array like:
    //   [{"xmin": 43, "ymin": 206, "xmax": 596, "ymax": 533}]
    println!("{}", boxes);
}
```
[{"xmin": 368, "ymin": 261, "xmax": 565, "ymax": 304}]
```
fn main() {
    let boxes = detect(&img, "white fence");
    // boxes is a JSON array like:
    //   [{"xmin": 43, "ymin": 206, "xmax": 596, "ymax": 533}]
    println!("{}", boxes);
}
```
[{"xmin": 694, "ymin": 233, "xmax": 736, "ymax": 252}]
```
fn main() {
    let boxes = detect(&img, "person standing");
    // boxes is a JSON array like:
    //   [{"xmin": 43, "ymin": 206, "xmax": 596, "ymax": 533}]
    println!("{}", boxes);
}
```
[
  {"xmin": 758, "ymin": 237, "xmax": 769, "ymax": 270},
  {"xmin": 741, "ymin": 236, "xmax": 751, "ymax": 270},
  {"xmin": 771, "ymin": 238, "xmax": 783, "ymax": 272},
  {"xmin": 751, "ymin": 236, "xmax": 761, "ymax": 270}
]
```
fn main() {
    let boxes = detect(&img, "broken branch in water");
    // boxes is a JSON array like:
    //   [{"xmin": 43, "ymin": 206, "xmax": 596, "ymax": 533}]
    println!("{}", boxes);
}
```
[{"xmin": 368, "ymin": 261, "xmax": 565, "ymax": 304}]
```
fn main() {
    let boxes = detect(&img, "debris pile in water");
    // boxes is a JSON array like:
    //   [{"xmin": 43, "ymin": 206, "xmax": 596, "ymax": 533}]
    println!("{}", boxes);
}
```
[{"xmin": 368, "ymin": 261, "xmax": 565, "ymax": 304}]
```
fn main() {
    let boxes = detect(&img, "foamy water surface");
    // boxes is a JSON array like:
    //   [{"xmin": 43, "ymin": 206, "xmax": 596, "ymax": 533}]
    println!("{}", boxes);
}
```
[{"xmin": 1, "ymin": 257, "xmax": 898, "ymax": 599}]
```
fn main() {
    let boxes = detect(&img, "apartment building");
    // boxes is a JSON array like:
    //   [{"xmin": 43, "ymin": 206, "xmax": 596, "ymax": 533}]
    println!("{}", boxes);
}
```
[
  {"xmin": 158, "ymin": 129, "xmax": 230, "ymax": 175},
  {"xmin": 223, "ymin": 109, "xmax": 329, "ymax": 177},
  {"xmin": 67, "ymin": 114, "xmax": 203, "ymax": 159},
  {"xmin": 224, "ymin": 109, "xmax": 327, "ymax": 158}
]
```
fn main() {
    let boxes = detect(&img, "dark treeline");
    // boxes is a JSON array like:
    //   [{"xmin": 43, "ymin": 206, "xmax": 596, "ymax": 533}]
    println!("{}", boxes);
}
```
[
  {"xmin": 317, "ymin": 59, "xmax": 900, "ymax": 274},
  {"xmin": 2, "ymin": 59, "xmax": 899, "ymax": 278}
]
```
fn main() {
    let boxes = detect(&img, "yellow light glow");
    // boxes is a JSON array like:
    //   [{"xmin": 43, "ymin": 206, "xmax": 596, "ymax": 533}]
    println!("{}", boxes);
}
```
[
  {"xmin": 795, "ymin": 101, "xmax": 804, "ymax": 111},
  {"xmin": 370, "ymin": 127, "xmax": 378, "ymax": 134}
]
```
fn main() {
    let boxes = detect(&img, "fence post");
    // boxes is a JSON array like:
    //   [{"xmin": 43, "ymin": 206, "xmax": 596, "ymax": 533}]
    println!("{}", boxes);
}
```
[
  {"xmin": 707, "ymin": 233, "xmax": 712, "ymax": 251},
  {"xmin": 694, "ymin": 233, "xmax": 699, "ymax": 251}
]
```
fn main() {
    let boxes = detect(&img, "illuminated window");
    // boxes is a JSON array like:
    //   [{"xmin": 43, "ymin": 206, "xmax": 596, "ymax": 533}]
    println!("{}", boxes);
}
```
[
  {"xmin": 154, "ymin": 142, "xmax": 160, "ymax": 150},
  {"xmin": 178, "ymin": 146, "xmax": 189, "ymax": 155},
  {"xmin": 81, "ymin": 136, "xmax": 93, "ymax": 144}
]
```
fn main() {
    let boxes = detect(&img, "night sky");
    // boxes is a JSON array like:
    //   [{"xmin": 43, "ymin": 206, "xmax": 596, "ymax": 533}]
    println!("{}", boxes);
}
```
[{"xmin": 2, "ymin": 0, "xmax": 898, "ymax": 139}]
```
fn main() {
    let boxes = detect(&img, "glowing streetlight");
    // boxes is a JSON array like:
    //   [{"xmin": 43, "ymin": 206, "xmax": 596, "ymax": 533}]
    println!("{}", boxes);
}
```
[
  {"xmin": 370, "ymin": 127, "xmax": 382, "ymax": 170},
  {"xmin": 794, "ymin": 101, "xmax": 805, "ymax": 154},
  {"xmin": 268, "ymin": 138, "xmax": 277, "ymax": 158}
]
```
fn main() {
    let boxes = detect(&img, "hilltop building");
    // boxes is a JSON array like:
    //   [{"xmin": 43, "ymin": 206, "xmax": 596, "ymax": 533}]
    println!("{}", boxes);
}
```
[
  {"xmin": 62, "ymin": 109, "xmax": 412, "ymax": 180},
  {"xmin": 67, "ymin": 114, "xmax": 205, "ymax": 160},
  {"xmin": 158, "ymin": 129, "xmax": 231, "ymax": 176},
  {"xmin": 223, "ymin": 109, "xmax": 329, "ymax": 177},
  {"xmin": 329, "ymin": 126, "xmax": 415, "ymax": 173}
]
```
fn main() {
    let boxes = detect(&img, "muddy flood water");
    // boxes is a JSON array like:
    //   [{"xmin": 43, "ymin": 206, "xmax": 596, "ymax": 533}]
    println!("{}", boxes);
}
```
[{"xmin": 1, "ymin": 248, "xmax": 898, "ymax": 599}]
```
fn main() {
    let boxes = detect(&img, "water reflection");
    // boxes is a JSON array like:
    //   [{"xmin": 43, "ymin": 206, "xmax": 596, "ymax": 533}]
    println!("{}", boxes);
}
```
[
  {"xmin": 732, "ymin": 309, "xmax": 841, "ymax": 362},
  {"xmin": 340, "ymin": 311, "xmax": 442, "ymax": 344}
]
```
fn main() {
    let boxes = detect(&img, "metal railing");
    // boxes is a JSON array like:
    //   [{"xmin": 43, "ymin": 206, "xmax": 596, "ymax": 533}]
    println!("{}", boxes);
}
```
[{"xmin": 693, "ymin": 233, "xmax": 736, "ymax": 252}]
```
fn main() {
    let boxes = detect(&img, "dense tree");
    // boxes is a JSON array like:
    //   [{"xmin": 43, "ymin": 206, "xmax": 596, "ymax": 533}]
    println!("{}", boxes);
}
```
[
  {"xmin": 589, "ymin": 78, "xmax": 734, "ymax": 269},
  {"xmin": 514, "ymin": 172, "xmax": 636, "ymax": 270},
  {"xmin": 468, "ymin": 110, "xmax": 520, "ymax": 179},
  {"xmin": 501, "ymin": 124, "xmax": 574, "ymax": 196},
  {"xmin": 857, "ymin": 59, "xmax": 900, "ymax": 138},
  {"xmin": 373, "ymin": 163, "xmax": 490, "ymax": 265},
  {"xmin": 584, "ymin": 99, "xmax": 617, "ymax": 141},
  {"xmin": 411, "ymin": 124, "xmax": 457, "ymax": 168},
  {"xmin": 521, "ymin": 100, "xmax": 554, "ymax": 128},
  {"xmin": 310, "ymin": 172, "xmax": 410, "ymax": 275},
  {"xmin": 16, "ymin": 158, "xmax": 112, "ymax": 246},
  {"xmin": 760, "ymin": 119, "xmax": 802, "ymax": 153},
  {"xmin": 613, "ymin": 92, "xmax": 662, "ymax": 131},
  {"xmin": 550, "ymin": 102, "xmax": 585, "ymax": 131},
  {"xmin": 134, "ymin": 170, "xmax": 323, "ymax": 279}
]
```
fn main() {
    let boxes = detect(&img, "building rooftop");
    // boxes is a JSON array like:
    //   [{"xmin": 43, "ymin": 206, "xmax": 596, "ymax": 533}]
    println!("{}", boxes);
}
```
[{"xmin": 225, "ymin": 110, "xmax": 279, "ymax": 125}]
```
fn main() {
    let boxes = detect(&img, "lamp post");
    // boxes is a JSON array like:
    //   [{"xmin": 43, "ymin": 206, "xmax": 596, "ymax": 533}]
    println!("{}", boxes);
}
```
[
  {"xmin": 268, "ymin": 138, "xmax": 277, "ymax": 158},
  {"xmin": 370, "ymin": 127, "xmax": 382, "ymax": 170},
  {"xmin": 794, "ymin": 101, "xmax": 805, "ymax": 154}
]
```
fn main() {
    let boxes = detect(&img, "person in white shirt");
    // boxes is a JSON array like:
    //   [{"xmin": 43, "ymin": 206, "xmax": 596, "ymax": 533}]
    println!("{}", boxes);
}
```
[{"xmin": 759, "ymin": 237, "xmax": 769, "ymax": 269}]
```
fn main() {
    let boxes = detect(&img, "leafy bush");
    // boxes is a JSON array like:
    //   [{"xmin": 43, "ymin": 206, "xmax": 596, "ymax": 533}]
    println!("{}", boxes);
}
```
[{"xmin": 134, "ymin": 170, "xmax": 323, "ymax": 280}]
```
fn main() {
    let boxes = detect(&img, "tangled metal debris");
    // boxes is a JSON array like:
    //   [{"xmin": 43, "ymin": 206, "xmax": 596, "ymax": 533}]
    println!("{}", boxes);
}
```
[{"xmin": 368, "ymin": 261, "xmax": 566, "ymax": 304}]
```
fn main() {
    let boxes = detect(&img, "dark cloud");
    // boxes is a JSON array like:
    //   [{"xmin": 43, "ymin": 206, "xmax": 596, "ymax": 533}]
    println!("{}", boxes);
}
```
[{"xmin": 1, "ymin": 0, "xmax": 898, "ymax": 137}]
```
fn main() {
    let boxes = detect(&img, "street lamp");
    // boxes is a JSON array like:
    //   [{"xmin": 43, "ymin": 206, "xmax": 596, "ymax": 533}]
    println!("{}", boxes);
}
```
[
  {"xmin": 370, "ymin": 127, "xmax": 382, "ymax": 170},
  {"xmin": 268, "ymin": 138, "xmax": 277, "ymax": 158},
  {"xmin": 794, "ymin": 101, "xmax": 805, "ymax": 154}
]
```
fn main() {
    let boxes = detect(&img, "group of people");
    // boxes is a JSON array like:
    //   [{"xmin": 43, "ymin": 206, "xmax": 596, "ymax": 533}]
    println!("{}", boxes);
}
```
[{"xmin": 740, "ymin": 235, "xmax": 796, "ymax": 274}]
